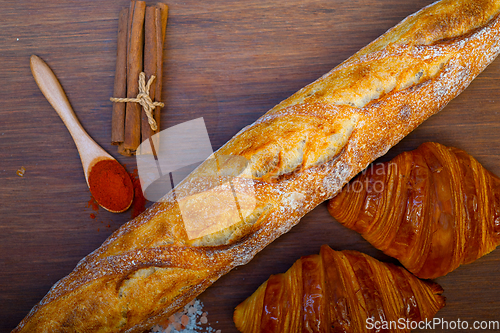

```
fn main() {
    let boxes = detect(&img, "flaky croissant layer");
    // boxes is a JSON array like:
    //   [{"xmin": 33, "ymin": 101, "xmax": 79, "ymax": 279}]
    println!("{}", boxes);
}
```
[
  {"xmin": 234, "ymin": 245, "xmax": 445, "ymax": 333},
  {"xmin": 328, "ymin": 142, "xmax": 500, "ymax": 279}
]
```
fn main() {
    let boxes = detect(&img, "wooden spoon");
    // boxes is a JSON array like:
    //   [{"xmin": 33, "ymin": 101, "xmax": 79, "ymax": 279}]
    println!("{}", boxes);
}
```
[{"xmin": 30, "ymin": 54, "xmax": 133, "ymax": 213}]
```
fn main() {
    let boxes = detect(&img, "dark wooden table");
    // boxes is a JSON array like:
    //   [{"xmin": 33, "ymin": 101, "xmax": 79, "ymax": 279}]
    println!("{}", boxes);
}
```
[{"xmin": 1, "ymin": 0, "xmax": 500, "ymax": 332}]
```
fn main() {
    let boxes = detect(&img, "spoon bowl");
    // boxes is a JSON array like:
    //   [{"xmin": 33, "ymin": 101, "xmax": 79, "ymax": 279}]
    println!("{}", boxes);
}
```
[{"xmin": 30, "ymin": 54, "xmax": 133, "ymax": 213}]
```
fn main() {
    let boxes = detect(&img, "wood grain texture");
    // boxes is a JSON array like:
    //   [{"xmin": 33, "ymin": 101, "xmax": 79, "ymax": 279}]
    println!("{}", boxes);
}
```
[{"xmin": 0, "ymin": 0, "xmax": 499, "ymax": 332}]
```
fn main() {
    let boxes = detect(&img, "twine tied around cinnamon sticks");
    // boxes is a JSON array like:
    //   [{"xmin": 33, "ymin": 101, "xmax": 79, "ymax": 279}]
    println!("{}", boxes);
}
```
[
  {"xmin": 110, "ymin": 1, "xmax": 168, "ymax": 156},
  {"xmin": 110, "ymin": 72, "xmax": 164, "ymax": 131}
]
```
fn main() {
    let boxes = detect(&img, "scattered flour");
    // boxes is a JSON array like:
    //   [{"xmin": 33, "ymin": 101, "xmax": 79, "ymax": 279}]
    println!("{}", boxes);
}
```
[{"xmin": 150, "ymin": 299, "xmax": 221, "ymax": 333}]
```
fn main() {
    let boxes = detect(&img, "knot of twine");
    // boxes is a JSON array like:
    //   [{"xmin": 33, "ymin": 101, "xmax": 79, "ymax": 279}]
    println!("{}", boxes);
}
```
[{"xmin": 110, "ymin": 72, "xmax": 164, "ymax": 131}]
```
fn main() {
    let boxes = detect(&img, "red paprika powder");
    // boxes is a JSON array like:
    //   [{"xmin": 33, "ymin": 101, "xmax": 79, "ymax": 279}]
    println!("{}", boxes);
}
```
[
  {"xmin": 128, "ymin": 168, "xmax": 147, "ymax": 218},
  {"xmin": 88, "ymin": 159, "xmax": 134, "ymax": 213}
]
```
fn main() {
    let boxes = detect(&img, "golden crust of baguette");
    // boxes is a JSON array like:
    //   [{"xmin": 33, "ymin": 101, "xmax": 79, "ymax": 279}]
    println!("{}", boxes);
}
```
[{"xmin": 14, "ymin": 0, "xmax": 500, "ymax": 332}]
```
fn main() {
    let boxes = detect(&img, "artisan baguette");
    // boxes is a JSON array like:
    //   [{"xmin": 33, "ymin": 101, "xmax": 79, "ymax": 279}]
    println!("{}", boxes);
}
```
[{"xmin": 15, "ymin": 0, "xmax": 500, "ymax": 331}]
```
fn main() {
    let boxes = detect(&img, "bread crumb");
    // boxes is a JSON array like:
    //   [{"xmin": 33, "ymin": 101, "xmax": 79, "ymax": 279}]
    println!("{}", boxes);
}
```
[{"xmin": 16, "ymin": 166, "xmax": 26, "ymax": 177}]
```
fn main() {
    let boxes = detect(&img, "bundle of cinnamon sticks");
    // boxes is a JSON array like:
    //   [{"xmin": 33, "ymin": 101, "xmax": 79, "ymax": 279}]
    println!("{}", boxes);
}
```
[{"xmin": 111, "ymin": 1, "xmax": 168, "ymax": 156}]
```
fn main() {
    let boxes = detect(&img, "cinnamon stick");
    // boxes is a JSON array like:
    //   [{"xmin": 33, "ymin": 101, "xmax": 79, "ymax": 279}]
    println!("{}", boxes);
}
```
[
  {"xmin": 111, "ymin": 7, "xmax": 129, "ymax": 145},
  {"xmin": 141, "ymin": 6, "xmax": 158, "ymax": 142},
  {"xmin": 154, "ymin": 3, "xmax": 169, "ymax": 136},
  {"xmin": 123, "ymin": 0, "xmax": 146, "ymax": 152}
]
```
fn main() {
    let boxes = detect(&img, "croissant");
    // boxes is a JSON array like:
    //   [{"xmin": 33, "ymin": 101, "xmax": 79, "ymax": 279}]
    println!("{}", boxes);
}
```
[
  {"xmin": 234, "ymin": 245, "xmax": 445, "ymax": 333},
  {"xmin": 328, "ymin": 142, "xmax": 500, "ymax": 279}
]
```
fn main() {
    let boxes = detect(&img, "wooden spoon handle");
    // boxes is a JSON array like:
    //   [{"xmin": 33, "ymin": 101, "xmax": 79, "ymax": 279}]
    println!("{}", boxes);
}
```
[
  {"xmin": 30, "ymin": 55, "xmax": 111, "ymax": 182},
  {"xmin": 30, "ymin": 55, "xmax": 87, "ymax": 141}
]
